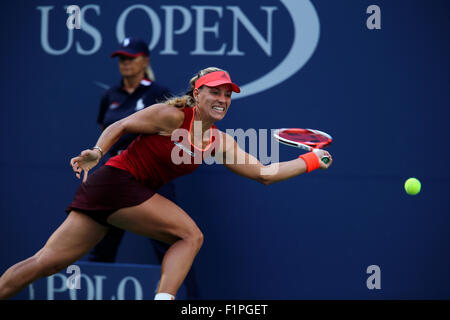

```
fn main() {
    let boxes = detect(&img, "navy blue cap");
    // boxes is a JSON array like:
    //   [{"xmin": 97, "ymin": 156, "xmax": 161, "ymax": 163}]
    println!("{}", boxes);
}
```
[{"xmin": 111, "ymin": 38, "xmax": 150, "ymax": 58}]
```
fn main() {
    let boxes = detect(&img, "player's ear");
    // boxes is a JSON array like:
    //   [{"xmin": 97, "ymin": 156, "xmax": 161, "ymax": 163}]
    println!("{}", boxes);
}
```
[{"xmin": 193, "ymin": 88, "xmax": 200, "ymax": 99}]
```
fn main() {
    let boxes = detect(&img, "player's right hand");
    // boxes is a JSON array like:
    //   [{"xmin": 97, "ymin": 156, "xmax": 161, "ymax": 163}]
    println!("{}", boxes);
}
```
[{"xmin": 314, "ymin": 149, "xmax": 333, "ymax": 169}]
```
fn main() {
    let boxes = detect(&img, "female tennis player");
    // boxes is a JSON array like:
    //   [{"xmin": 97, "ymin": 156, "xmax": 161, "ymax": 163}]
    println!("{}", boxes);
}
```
[{"xmin": 0, "ymin": 67, "xmax": 332, "ymax": 300}]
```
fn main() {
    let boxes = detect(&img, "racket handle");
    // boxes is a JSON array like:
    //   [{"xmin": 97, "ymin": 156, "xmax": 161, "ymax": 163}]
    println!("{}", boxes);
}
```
[{"xmin": 312, "ymin": 149, "xmax": 329, "ymax": 164}]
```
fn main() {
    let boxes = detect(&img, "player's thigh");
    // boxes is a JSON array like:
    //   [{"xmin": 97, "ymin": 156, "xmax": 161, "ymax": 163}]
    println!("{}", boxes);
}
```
[
  {"xmin": 37, "ymin": 211, "xmax": 109, "ymax": 269},
  {"xmin": 107, "ymin": 193, "xmax": 202, "ymax": 245}
]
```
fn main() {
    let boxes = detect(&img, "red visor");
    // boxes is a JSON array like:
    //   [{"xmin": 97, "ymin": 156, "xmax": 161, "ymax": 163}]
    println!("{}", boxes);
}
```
[{"xmin": 195, "ymin": 71, "xmax": 240, "ymax": 93}]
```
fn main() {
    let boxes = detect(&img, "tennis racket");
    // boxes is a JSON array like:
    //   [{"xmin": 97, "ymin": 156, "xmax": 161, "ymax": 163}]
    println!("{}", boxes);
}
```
[{"xmin": 273, "ymin": 128, "xmax": 333, "ymax": 164}]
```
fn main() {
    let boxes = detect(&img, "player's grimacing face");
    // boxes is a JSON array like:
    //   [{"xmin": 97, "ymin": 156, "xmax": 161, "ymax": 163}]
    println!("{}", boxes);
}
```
[{"xmin": 196, "ymin": 84, "xmax": 232, "ymax": 121}]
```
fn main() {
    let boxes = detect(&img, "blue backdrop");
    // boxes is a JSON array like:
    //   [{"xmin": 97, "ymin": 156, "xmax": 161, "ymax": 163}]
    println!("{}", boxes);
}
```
[{"xmin": 1, "ymin": 0, "xmax": 449, "ymax": 299}]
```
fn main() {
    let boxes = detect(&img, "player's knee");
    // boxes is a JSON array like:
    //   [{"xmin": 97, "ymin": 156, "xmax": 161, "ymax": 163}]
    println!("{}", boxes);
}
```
[
  {"xmin": 195, "ymin": 230, "xmax": 204, "ymax": 249},
  {"xmin": 185, "ymin": 228, "xmax": 204, "ymax": 251}
]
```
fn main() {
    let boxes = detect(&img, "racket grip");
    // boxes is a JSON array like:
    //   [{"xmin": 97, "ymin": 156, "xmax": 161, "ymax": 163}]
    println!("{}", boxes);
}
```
[{"xmin": 312, "ymin": 149, "xmax": 329, "ymax": 164}]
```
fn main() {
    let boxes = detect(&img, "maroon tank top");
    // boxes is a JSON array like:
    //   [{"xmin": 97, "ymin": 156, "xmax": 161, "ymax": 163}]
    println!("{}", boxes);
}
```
[{"xmin": 106, "ymin": 107, "xmax": 218, "ymax": 189}]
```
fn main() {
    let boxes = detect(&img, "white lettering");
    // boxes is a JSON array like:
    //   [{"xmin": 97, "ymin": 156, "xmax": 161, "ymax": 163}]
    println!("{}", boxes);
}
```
[
  {"xmin": 225, "ymin": 128, "xmax": 258, "ymax": 165},
  {"xmin": 366, "ymin": 5, "xmax": 381, "ymax": 30},
  {"xmin": 117, "ymin": 276, "xmax": 143, "ymax": 300},
  {"xmin": 76, "ymin": 5, "xmax": 102, "ymax": 55},
  {"xmin": 116, "ymin": 5, "xmax": 161, "ymax": 50},
  {"xmin": 41, "ymin": 4, "xmax": 282, "ymax": 58},
  {"xmin": 226, "ymin": 6, "xmax": 278, "ymax": 56},
  {"xmin": 171, "ymin": 129, "xmax": 193, "ymax": 165},
  {"xmin": 37, "ymin": 6, "xmax": 74, "ymax": 55},
  {"xmin": 47, "ymin": 274, "xmax": 67, "ymax": 300},
  {"xmin": 260, "ymin": 129, "xmax": 280, "ymax": 175},
  {"xmin": 37, "ymin": 2, "xmax": 320, "ymax": 100},
  {"xmin": 28, "ymin": 283, "xmax": 35, "ymax": 300},
  {"xmin": 233, "ymin": 0, "xmax": 320, "ymax": 100},
  {"xmin": 69, "ymin": 274, "xmax": 95, "ymax": 299},
  {"xmin": 160, "ymin": 6, "xmax": 192, "ymax": 55},
  {"xmin": 182, "ymin": 304, "xmax": 216, "ymax": 317},
  {"xmin": 94, "ymin": 275, "xmax": 107, "ymax": 300},
  {"xmin": 192, "ymin": 120, "xmax": 204, "ymax": 165},
  {"xmin": 366, "ymin": 265, "xmax": 381, "ymax": 289},
  {"xmin": 190, "ymin": 6, "xmax": 226, "ymax": 55},
  {"xmin": 66, "ymin": 5, "xmax": 81, "ymax": 30},
  {"xmin": 66, "ymin": 265, "xmax": 81, "ymax": 290}
]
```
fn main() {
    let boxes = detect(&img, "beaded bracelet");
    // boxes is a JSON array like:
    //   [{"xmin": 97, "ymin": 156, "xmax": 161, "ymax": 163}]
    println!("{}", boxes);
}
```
[{"xmin": 93, "ymin": 145, "xmax": 104, "ymax": 157}]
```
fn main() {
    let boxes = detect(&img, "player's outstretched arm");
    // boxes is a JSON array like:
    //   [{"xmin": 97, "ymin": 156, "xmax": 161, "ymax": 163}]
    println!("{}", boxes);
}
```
[{"xmin": 219, "ymin": 132, "xmax": 332, "ymax": 185}]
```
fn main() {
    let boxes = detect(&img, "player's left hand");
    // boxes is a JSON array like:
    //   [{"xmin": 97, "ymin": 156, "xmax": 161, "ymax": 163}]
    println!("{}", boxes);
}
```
[{"xmin": 70, "ymin": 149, "xmax": 101, "ymax": 182}]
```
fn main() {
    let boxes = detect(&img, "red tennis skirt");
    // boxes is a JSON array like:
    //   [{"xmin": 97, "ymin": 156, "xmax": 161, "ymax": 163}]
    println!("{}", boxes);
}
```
[{"xmin": 66, "ymin": 165, "xmax": 155, "ymax": 226}]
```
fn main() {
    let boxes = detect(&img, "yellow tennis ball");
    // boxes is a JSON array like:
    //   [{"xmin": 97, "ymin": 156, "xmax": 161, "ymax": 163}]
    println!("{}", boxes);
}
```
[{"xmin": 404, "ymin": 178, "xmax": 421, "ymax": 195}]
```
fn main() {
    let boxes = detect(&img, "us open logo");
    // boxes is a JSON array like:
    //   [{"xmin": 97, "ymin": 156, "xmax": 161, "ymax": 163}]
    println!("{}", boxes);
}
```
[{"xmin": 37, "ymin": 0, "xmax": 320, "ymax": 99}]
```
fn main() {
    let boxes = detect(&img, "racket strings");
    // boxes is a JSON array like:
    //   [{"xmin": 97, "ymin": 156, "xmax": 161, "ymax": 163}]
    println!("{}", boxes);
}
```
[
  {"xmin": 284, "ymin": 134, "xmax": 324, "ymax": 142},
  {"xmin": 279, "ymin": 132, "xmax": 330, "ymax": 146},
  {"xmin": 274, "ymin": 128, "xmax": 332, "ymax": 152}
]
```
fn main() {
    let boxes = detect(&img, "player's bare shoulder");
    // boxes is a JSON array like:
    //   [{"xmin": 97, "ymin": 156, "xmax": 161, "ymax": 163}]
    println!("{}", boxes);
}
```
[{"xmin": 152, "ymin": 103, "xmax": 185, "ymax": 135}]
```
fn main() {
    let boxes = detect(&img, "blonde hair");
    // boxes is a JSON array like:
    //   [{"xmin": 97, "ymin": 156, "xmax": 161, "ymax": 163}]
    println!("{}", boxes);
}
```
[
  {"xmin": 165, "ymin": 67, "xmax": 228, "ymax": 108},
  {"xmin": 145, "ymin": 65, "xmax": 155, "ymax": 81}
]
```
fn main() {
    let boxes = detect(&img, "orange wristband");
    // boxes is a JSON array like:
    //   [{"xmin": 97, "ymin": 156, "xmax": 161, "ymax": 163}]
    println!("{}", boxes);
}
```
[{"xmin": 299, "ymin": 152, "xmax": 320, "ymax": 173}]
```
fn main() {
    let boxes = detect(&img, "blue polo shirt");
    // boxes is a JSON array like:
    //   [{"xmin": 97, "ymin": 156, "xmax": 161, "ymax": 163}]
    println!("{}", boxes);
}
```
[{"xmin": 97, "ymin": 78, "xmax": 171, "ymax": 156}]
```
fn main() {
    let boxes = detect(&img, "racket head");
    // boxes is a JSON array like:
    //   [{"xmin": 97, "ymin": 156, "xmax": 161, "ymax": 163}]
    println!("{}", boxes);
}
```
[{"xmin": 273, "ymin": 128, "xmax": 333, "ymax": 150}]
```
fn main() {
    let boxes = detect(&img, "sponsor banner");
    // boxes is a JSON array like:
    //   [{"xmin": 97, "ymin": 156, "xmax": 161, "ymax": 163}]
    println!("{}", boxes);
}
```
[
  {"xmin": 36, "ymin": 0, "xmax": 319, "ymax": 99},
  {"xmin": 11, "ymin": 261, "xmax": 187, "ymax": 300}
]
